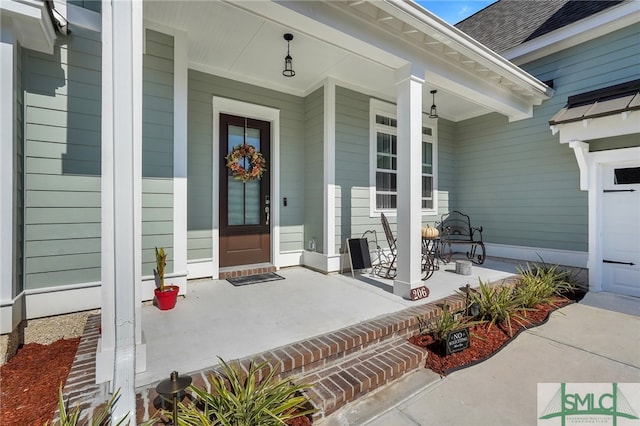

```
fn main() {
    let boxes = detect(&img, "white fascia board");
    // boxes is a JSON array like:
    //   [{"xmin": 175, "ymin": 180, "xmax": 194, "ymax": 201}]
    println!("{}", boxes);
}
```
[
  {"xmin": 1, "ymin": 0, "xmax": 56, "ymax": 54},
  {"xmin": 555, "ymin": 110, "xmax": 640, "ymax": 144},
  {"xmin": 503, "ymin": 1, "xmax": 640, "ymax": 65},
  {"xmin": 381, "ymin": 0, "xmax": 553, "ymax": 100}
]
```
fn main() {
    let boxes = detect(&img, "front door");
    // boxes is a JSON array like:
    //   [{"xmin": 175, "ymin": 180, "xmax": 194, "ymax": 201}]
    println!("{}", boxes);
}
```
[
  {"xmin": 602, "ymin": 164, "xmax": 640, "ymax": 296},
  {"xmin": 219, "ymin": 113, "xmax": 271, "ymax": 267}
]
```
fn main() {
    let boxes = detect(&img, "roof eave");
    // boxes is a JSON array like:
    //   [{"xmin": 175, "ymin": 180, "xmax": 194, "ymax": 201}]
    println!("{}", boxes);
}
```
[
  {"xmin": 382, "ymin": 0, "xmax": 554, "ymax": 101},
  {"xmin": 501, "ymin": 1, "xmax": 640, "ymax": 66},
  {"xmin": 1, "ymin": 0, "xmax": 57, "ymax": 54}
]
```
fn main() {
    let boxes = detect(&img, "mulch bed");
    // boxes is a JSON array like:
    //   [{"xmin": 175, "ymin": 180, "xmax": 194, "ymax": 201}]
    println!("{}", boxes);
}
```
[
  {"xmin": 409, "ymin": 292, "xmax": 585, "ymax": 376},
  {"xmin": 0, "ymin": 338, "xmax": 80, "ymax": 426}
]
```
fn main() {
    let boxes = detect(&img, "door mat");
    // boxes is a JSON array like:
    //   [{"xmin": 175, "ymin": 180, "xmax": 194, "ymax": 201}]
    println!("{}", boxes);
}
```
[{"xmin": 227, "ymin": 272, "xmax": 285, "ymax": 287}]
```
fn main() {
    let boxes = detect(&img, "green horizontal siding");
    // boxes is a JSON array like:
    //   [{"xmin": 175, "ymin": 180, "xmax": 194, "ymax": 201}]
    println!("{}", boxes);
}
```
[
  {"xmin": 334, "ymin": 87, "xmax": 370, "ymax": 253},
  {"xmin": 453, "ymin": 25, "xmax": 640, "ymax": 253},
  {"xmin": 142, "ymin": 30, "xmax": 174, "ymax": 275},
  {"xmin": 303, "ymin": 87, "xmax": 323, "ymax": 253},
  {"xmin": 25, "ymin": 238, "xmax": 100, "ymax": 257},
  {"xmin": 23, "ymin": 26, "xmax": 102, "ymax": 290},
  {"xmin": 436, "ymin": 118, "xmax": 455, "ymax": 217}
]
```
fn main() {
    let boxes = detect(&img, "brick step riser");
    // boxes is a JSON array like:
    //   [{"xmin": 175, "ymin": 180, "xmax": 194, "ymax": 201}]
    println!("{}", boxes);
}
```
[
  {"xmin": 218, "ymin": 266, "xmax": 276, "ymax": 280},
  {"xmin": 302, "ymin": 338, "xmax": 427, "ymax": 420}
]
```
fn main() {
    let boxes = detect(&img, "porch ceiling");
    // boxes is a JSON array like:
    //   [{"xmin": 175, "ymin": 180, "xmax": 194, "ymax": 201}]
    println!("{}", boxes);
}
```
[{"xmin": 143, "ymin": 0, "xmax": 551, "ymax": 122}]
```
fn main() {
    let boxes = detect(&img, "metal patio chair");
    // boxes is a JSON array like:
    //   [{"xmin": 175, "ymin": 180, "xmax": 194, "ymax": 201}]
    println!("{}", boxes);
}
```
[
  {"xmin": 437, "ymin": 210, "xmax": 486, "ymax": 264},
  {"xmin": 378, "ymin": 212, "xmax": 398, "ymax": 279}
]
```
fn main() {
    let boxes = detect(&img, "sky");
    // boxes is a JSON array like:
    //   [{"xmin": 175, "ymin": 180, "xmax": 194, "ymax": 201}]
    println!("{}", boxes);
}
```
[{"xmin": 415, "ymin": 0, "xmax": 495, "ymax": 25}]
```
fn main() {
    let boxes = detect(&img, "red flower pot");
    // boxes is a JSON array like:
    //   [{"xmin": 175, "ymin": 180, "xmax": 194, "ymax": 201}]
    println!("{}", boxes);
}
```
[{"xmin": 154, "ymin": 285, "xmax": 179, "ymax": 310}]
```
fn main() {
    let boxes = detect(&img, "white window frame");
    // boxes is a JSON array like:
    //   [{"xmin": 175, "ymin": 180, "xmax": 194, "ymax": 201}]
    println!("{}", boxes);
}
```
[{"xmin": 369, "ymin": 98, "xmax": 438, "ymax": 217}]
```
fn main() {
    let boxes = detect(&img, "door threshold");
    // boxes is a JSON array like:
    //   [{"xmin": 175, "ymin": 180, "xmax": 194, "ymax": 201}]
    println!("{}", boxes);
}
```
[{"xmin": 219, "ymin": 263, "xmax": 276, "ymax": 279}]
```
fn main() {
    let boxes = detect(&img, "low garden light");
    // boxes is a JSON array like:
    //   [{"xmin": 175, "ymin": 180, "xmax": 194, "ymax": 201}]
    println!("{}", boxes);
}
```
[
  {"xmin": 468, "ymin": 301, "xmax": 481, "ymax": 318},
  {"xmin": 156, "ymin": 370, "xmax": 192, "ymax": 425},
  {"xmin": 463, "ymin": 284, "xmax": 480, "ymax": 317}
]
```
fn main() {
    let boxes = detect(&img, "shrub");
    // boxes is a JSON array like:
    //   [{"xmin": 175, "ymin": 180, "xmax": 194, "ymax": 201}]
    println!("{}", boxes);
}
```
[
  {"xmin": 515, "ymin": 262, "xmax": 577, "ymax": 309},
  {"xmin": 419, "ymin": 302, "xmax": 473, "ymax": 343},
  {"xmin": 163, "ymin": 357, "xmax": 315, "ymax": 426},
  {"xmin": 466, "ymin": 279, "xmax": 527, "ymax": 336},
  {"xmin": 47, "ymin": 387, "xmax": 128, "ymax": 426}
]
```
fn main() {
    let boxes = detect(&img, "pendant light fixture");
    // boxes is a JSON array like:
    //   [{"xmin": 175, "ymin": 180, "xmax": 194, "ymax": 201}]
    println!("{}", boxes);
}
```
[
  {"xmin": 429, "ymin": 90, "xmax": 438, "ymax": 118},
  {"xmin": 282, "ymin": 33, "xmax": 295, "ymax": 77}
]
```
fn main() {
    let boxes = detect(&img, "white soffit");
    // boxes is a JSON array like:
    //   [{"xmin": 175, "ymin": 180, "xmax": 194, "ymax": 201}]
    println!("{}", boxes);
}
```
[{"xmin": 144, "ymin": 0, "xmax": 550, "ymax": 121}]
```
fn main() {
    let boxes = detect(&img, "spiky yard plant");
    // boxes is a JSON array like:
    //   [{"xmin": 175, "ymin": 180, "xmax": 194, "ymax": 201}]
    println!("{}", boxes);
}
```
[
  {"xmin": 47, "ymin": 386, "xmax": 128, "ymax": 426},
  {"xmin": 467, "ymin": 278, "xmax": 529, "ymax": 337},
  {"xmin": 420, "ymin": 302, "xmax": 469, "ymax": 343},
  {"xmin": 161, "ymin": 357, "xmax": 315, "ymax": 426},
  {"xmin": 154, "ymin": 246, "xmax": 167, "ymax": 291},
  {"xmin": 515, "ymin": 262, "xmax": 577, "ymax": 309}
]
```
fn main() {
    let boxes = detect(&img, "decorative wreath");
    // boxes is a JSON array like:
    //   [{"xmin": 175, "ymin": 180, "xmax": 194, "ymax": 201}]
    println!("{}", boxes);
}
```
[{"xmin": 225, "ymin": 143, "xmax": 266, "ymax": 183}]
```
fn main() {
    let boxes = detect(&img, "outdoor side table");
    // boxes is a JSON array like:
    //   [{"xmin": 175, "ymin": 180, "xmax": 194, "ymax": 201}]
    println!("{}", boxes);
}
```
[{"xmin": 421, "ymin": 237, "xmax": 440, "ymax": 280}]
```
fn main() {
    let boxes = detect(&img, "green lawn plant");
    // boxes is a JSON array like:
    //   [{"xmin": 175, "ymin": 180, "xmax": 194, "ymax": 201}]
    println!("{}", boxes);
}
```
[
  {"xmin": 465, "ymin": 278, "xmax": 528, "ymax": 337},
  {"xmin": 162, "ymin": 357, "xmax": 315, "ymax": 425},
  {"xmin": 47, "ymin": 386, "xmax": 128, "ymax": 426},
  {"xmin": 419, "ymin": 302, "xmax": 468, "ymax": 343},
  {"xmin": 515, "ymin": 262, "xmax": 577, "ymax": 309}
]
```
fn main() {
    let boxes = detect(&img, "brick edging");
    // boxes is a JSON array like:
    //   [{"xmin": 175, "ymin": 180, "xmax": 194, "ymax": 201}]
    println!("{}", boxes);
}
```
[{"xmin": 53, "ymin": 314, "xmax": 106, "ymax": 425}]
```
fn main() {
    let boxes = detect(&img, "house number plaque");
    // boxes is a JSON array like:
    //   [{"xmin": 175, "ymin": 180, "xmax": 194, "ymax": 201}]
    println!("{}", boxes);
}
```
[{"xmin": 410, "ymin": 286, "xmax": 429, "ymax": 301}]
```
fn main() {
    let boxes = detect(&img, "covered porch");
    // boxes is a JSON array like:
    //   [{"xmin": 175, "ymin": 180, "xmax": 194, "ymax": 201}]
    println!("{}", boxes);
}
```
[
  {"xmin": 137, "ymin": 258, "xmax": 525, "ymax": 388},
  {"xmin": 99, "ymin": 0, "xmax": 552, "ymax": 420}
]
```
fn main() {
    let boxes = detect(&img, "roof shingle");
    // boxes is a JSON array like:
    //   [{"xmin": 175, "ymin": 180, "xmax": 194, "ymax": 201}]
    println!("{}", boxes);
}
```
[{"xmin": 455, "ymin": 0, "xmax": 625, "ymax": 53}]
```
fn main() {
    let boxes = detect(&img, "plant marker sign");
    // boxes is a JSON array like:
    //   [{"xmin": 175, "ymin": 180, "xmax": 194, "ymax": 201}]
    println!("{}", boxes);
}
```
[
  {"xmin": 410, "ymin": 286, "xmax": 429, "ymax": 301},
  {"xmin": 446, "ymin": 327, "xmax": 470, "ymax": 355}
]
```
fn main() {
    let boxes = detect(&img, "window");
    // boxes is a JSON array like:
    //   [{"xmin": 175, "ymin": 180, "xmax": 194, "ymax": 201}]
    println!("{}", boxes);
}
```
[
  {"xmin": 370, "ymin": 99, "xmax": 437, "ymax": 215},
  {"xmin": 614, "ymin": 167, "xmax": 640, "ymax": 185}
]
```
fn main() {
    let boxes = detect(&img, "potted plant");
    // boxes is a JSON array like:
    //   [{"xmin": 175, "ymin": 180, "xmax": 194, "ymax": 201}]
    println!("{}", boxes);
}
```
[{"xmin": 154, "ymin": 247, "xmax": 179, "ymax": 310}]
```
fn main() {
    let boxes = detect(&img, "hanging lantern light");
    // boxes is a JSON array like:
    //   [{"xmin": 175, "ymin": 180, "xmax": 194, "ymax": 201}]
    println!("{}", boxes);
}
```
[
  {"xmin": 429, "ymin": 89, "xmax": 438, "ymax": 118},
  {"xmin": 282, "ymin": 33, "xmax": 295, "ymax": 77}
]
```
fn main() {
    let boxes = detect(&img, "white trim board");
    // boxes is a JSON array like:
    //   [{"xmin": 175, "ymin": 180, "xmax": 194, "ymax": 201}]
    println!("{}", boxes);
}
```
[
  {"xmin": 485, "ymin": 243, "xmax": 588, "ymax": 269},
  {"xmin": 23, "ymin": 284, "xmax": 101, "ymax": 320},
  {"xmin": 187, "ymin": 258, "xmax": 215, "ymax": 280},
  {"xmin": 0, "ymin": 293, "xmax": 24, "ymax": 335}
]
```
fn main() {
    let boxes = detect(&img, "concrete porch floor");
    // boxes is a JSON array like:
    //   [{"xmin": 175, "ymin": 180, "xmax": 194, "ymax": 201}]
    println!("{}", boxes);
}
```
[{"xmin": 137, "ymin": 257, "xmax": 524, "ymax": 387}]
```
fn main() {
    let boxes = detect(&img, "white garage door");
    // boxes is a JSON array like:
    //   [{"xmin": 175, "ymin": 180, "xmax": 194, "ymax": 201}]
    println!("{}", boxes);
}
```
[{"xmin": 602, "ymin": 165, "xmax": 640, "ymax": 297}]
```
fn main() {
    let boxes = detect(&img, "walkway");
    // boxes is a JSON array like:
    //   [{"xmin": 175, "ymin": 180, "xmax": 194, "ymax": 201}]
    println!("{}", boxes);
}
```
[{"xmin": 321, "ymin": 292, "xmax": 640, "ymax": 425}]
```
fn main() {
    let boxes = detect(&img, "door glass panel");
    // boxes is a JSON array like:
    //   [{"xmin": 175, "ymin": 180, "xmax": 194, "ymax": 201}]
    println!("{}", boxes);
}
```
[
  {"xmin": 226, "ymin": 124, "xmax": 261, "ymax": 226},
  {"xmin": 614, "ymin": 167, "xmax": 640, "ymax": 185}
]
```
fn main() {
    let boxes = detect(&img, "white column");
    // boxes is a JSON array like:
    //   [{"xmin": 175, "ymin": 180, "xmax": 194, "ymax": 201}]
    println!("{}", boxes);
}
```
[
  {"xmin": 323, "ymin": 78, "xmax": 336, "ymax": 256},
  {"xmin": 173, "ymin": 29, "xmax": 188, "ymax": 291},
  {"xmin": 100, "ymin": 0, "xmax": 143, "ymax": 421},
  {"xmin": 394, "ymin": 64, "xmax": 424, "ymax": 298},
  {"xmin": 0, "ymin": 19, "xmax": 16, "ymax": 333}
]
